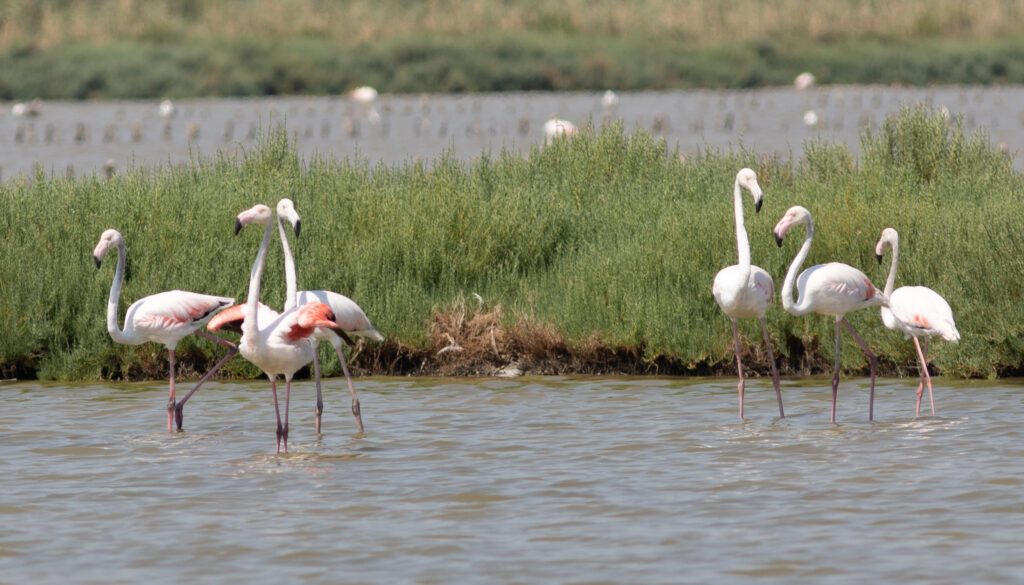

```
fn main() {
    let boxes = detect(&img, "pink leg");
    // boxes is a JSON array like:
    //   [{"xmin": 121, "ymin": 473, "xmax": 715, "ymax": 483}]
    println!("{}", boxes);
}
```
[
  {"xmin": 912, "ymin": 336, "xmax": 935, "ymax": 416},
  {"xmin": 831, "ymin": 320, "xmax": 841, "ymax": 424},
  {"xmin": 732, "ymin": 319, "xmax": 745, "ymax": 420},
  {"xmin": 282, "ymin": 377, "xmax": 292, "ymax": 454},
  {"xmin": 270, "ymin": 376, "xmax": 284, "ymax": 454},
  {"xmin": 166, "ymin": 349, "xmax": 176, "ymax": 433},
  {"xmin": 312, "ymin": 349, "xmax": 324, "ymax": 434},
  {"xmin": 841, "ymin": 318, "xmax": 878, "ymax": 421},
  {"xmin": 924, "ymin": 338, "xmax": 935, "ymax": 415},
  {"xmin": 335, "ymin": 342, "xmax": 365, "ymax": 433},
  {"xmin": 173, "ymin": 331, "xmax": 239, "ymax": 430},
  {"xmin": 760, "ymin": 317, "xmax": 784, "ymax": 418}
]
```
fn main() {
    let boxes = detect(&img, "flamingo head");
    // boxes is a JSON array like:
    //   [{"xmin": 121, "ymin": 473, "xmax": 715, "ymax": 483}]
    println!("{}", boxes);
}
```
[
  {"xmin": 874, "ymin": 227, "xmax": 899, "ymax": 264},
  {"xmin": 773, "ymin": 205, "xmax": 811, "ymax": 247},
  {"xmin": 276, "ymin": 198, "xmax": 301, "ymax": 237},
  {"xmin": 736, "ymin": 168, "xmax": 764, "ymax": 213},
  {"xmin": 234, "ymin": 204, "xmax": 273, "ymax": 235},
  {"xmin": 93, "ymin": 228, "xmax": 123, "ymax": 268}
]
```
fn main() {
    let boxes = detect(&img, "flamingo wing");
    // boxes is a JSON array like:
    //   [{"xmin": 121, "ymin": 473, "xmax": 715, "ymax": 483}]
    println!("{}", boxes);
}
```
[
  {"xmin": 798, "ymin": 263, "xmax": 885, "ymax": 315},
  {"xmin": 889, "ymin": 286, "xmax": 960, "ymax": 341},
  {"xmin": 207, "ymin": 302, "xmax": 277, "ymax": 334},
  {"xmin": 298, "ymin": 290, "xmax": 383, "ymax": 341},
  {"xmin": 126, "ymin": 291, "xmax": 234, "ymax": 344}
]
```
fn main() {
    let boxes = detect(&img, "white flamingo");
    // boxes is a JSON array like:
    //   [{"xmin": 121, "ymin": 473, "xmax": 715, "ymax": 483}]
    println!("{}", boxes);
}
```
[
  {"xmin": 711, "ymin": 168, "xmax": 784, "ymax": 419},
  {"xmin": 275, "ymin": 199, "xmax": 383, "ymax": 434},
  {"xmin": 543, "ymin": 118, "xmax": 577, "ymax": 145},
  {"xmin": 92, "ymin": 229, "xmax": 237, "ymax": 432},
  {"xmin": 875, "ymin": 228, "xmax": 960, "ymax": 416},
  {"xmin": 774, "ymin": 206, "xmax": 888, "ymax": 422},
  {"xmin": 207, "ymin": 204, "xmax": 350, "ymax": 453}
]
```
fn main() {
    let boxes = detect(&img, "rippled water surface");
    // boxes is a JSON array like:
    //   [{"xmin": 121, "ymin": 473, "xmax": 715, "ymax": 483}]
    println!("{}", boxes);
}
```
[
  {"xmin": 2, "ymin": 377, "xmax": 1022, "ymax": 583},
  {"xmin": 3, "ymin": 85, "xmax": 1024, "ymax": 179}
]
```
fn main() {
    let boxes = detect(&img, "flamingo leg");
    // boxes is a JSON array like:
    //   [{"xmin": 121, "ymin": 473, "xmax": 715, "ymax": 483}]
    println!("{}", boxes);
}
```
[
  {"xmin": 312, "ymin": 348, "xmax": 324, "ymax": 434},
  {"xmin": 759, "ymin": 316, "xmax": 784, "ymax": 418},
  {"xmin": 732, "ymin": 319, "xmax": 745, "ymax": 420},
  {"xmin": 282, "ymin": 377, "xmax": 292, "ymax": 454},
  {"xmin": 271, "ymin": 376, "xmax": 284, "ymax": 454},
  {"xmin": 166, "ymin": 349, "xmax": 177, "ymax": 433},
  {"xmin": 924, "ymin": 338, "xmax": 935, "ymax": 415},
  {"xmin": 335, "ymin": 340, "xmax": 365, "ymax": 434},
  {"xmin": 174, "ymin": 330, "xmax": 239, "ymax": 430},
  {"xmin": 912, "ymin": 336, "xmax": 936, "ymax": 417},
  {"xmin": 831, "ymin": 319, "xmax": 841, "ymax": 424},
  {"xmin": 841, "ymin": 318, "xmax": 878, "ymax": 422}
]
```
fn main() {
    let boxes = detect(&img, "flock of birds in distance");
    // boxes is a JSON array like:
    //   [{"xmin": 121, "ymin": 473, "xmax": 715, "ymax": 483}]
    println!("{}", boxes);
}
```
[{"xmin": 88, "ymin": 74, "xmax": 958, "ymax": 454}]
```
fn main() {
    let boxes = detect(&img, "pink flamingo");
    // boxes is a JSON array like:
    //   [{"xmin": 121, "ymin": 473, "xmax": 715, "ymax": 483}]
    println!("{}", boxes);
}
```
[
  {"xmin": 208, "ymin": 204, "xmax": 350, "ymax": 453},
  {"xmin": 275, "ymin": 199, "xmax": 383, "ymax": 434},
  {"xmin": 92, "ymin": 229, "xmax": 238, "ymax": 432},
  {"xmin": 711, "ymin": 168, "xmax": 784, "ymax": 419},
  {"xmin": 875, "ymin": 228, "xmax": 960, "ymax": 416},
  {"xmin": 773, "ymin": 206, "xmax": 887, "ymax": 422}
]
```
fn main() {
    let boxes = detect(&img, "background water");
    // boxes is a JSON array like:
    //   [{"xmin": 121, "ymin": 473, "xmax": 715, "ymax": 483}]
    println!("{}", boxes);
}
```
[
  {"xmin": 1, "ymin": 376, "xmax": 1021, "ymax": 584},
  {"xmin": 2, "ymin": 85, "xmax": 1022, "ymax": 180}
]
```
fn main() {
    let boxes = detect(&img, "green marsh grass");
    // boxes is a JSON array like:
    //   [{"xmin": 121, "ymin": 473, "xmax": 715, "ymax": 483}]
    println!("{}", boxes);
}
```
[{"xmin": 1, "ymin": 106, "xmax": 1020, "ymax": 380}]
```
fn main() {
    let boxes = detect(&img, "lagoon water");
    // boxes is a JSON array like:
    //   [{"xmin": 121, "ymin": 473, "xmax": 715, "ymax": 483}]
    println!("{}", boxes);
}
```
[
  {"xmin": 1, "ymin": 376, "xmax": 1022, "ymax": 583},
  {"xmin": 2, "ymin": 86, "xmax": 1023, "ymax": 180}
]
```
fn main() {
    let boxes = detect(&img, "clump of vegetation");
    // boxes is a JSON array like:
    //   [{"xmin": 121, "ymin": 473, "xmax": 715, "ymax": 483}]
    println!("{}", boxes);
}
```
[{"xmin": 0, "ymin": 107, "xmax": 1019, "ymax": 381}]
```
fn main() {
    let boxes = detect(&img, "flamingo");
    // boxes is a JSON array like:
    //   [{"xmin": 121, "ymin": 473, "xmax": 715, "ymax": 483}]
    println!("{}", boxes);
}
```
[
  {"xmin": 773, "ymin": 206, "xmax": 888, "ymax": 422},
  {"xmin": 875, "ymin": 228, "xmax": 960, "ymax": 416},
  {"xmin": 207, "ymin": 204, "xmax": 351, "ymax": 453},
  {"xmin": 543, "ymin": 118, "xmax": 577, "ymax": 145},
  {"xmin": 711, "ymin": 168, "xmax": 784, "ymax": 419},
  {"xmin": 92, "ymin": 229, "xmax": 238, "ymax": 432},
  {"xmin": 275, "ymin": 199, "xmax": 383, "ymax": 434}
]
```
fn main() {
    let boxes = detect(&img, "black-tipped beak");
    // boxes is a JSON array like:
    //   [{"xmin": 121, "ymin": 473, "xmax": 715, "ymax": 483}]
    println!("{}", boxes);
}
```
[
  {"xmin": 774, "ymin": 233, "xmax": 783, "ymax": 247},
  {"xmin": 234, "ymin": 218, "xmax": 242, "ymax": 235},
  {"xmin": 93, "ymin": 255, "xmax": 101, "ymax": 269},
  {"xmin": 876, "ymin": 253, "xmax": 883, "ymax": 264},
  {"xmin": 294, "ymin": 219, "xmax": 301, "ymax": 237},
  {"xmin": 755, "ymin": 198, "xmax": 763, "ymax": 213}
]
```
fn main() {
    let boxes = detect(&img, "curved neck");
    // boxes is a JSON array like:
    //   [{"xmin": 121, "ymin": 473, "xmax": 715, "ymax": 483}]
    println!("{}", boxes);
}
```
[
  {"xmin": 277, "ymin": 214, "xmax": 298, "ymax": 312},
  {"xmin": 733, "ymin": 178, "xmax": 751, "ymax": 270},
  {"xmin": 883, "ymin": 239, "xmax": 899, "ymax": 297},
  {"xmin": 244, "ymin": 220, "xmax": 274, "ymax": 338},
  {"xmin": 781, "ymin": 220, "xmax": 814, "ymax": 316},
  {"xmin": 105, "ymin": 239, "xmax": 133, "ymax": 344}
]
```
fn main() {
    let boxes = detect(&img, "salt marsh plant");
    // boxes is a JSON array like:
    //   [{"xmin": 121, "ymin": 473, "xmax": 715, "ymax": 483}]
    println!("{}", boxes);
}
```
[{"xmin": 1, "ymin": 106, "xmax": 1021, "ymax": 380}]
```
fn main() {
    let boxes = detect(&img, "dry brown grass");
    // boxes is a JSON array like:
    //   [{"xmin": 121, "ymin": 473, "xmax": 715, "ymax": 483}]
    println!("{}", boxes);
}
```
[{"xmin": 4, "ymin": 0, "xmax": 1024, "ymax": 51}]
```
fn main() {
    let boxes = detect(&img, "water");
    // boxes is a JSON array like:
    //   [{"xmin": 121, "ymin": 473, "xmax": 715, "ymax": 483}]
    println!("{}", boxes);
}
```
[
  {"xmin": 1, "ymin": 377, "xmax": 1022, "ymax": 583},
  {"xmin": 2, "ymin": 85, "xmax": 1022, "ymax": 180}
]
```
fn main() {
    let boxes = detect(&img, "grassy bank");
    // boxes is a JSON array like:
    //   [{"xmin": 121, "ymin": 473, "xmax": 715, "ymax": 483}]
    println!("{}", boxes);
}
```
[
  {"xmin": 6, "ymin": 1, "xmax": 1024, "ymax": 97},
  {"xmin": 1, "ymin": 107, "xmax": 1021, "ymax": 381},
  {"xmin": 6, "ymin": 36, "xmax": 1024, "ymax": 99}
]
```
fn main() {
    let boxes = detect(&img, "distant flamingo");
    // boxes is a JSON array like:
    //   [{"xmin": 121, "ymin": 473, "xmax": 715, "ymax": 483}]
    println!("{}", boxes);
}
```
[
  {"xmin": 543, "ymin": 118, "xmax": 577, "ymax": 145},
  {"xmin": 207, "ymin": 205, "xmax": 350, "ymax": 453},
  {"xmin": 774, "ymin": 206, "xmax": 887, "ymax": 422},
  {"xmin": 275, "ymin": 199, "xmax": 383, "ymax": 434},
  {"xmin": 711, "ymin": 168, "xmax": 784, "ymax": 419},
  {"xmin": 93, "ymin": 229, "xmax": 237, "ymax": 432},
  {"xmin": 875, "ymin": 228, "xmax": 960, "ymax": 416}
]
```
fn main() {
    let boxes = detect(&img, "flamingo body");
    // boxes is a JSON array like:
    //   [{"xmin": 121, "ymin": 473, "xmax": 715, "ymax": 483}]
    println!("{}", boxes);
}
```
[
  {"xmin": 120, "ymin": 290, "xmax": 234, "ymax": 348},
  {"xmin": 297, "ymin": 290, "xmax": 384, "ymax": 343},
  {"xmin": 712, "ymin": 264, "xmax": 774, "ymax": 319},
  {"xmin": 792, "ymin": 262, "xmax": 884, "ymax": 317},
  {"xmin": 886, "ymin": 286, "xmax": 959, "ymax": 342}
]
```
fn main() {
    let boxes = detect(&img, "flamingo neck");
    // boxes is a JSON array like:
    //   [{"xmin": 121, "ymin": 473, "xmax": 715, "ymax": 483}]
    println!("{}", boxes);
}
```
[
  {"xmin": 883, "ymin": 238, "xmax": 899, "ymax": 297},
  {"xmin": 733, "ymin": 178, "xmax": 751, "ymax": 271},
  {"xmin": 244, "ymin": 220, "xmax": 274, "ymax": 339},
  {"xmin": 781, "ymin": 219, "xmax": 814, "ymax": 316},
  {"xmin": 277, "ymin": 213, "xmax": 298, "ymax": 312},
  {"xmin": 105, "ymin": 238, "xmax": 133, "ymax": 344}
]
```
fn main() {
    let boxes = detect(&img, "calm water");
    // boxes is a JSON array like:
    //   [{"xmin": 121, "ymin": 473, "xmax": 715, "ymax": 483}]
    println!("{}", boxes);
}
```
[
  {"xmin": 2, "ymin": 85, "xmax": 1023, "ymax": 180},
  {"xmin": 1, "ymin": 377, "xmax": 1022, "ymax": 583}
]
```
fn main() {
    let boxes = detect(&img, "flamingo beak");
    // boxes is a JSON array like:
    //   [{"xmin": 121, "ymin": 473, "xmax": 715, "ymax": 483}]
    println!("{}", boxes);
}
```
[
  {"xmin": 755, "ymin": 197, "xmax": 763, "ymax": 213},
  {"xmin": 234, "ymin": 218, "xmax": 243, "ymax": 235},
  {"xmin": 876, "ymin": 253, "xmax": 884, "ymax": 264},
  {"xmin": 774, "ymin": 232, "xmax": 784, "ymax": 247},
  {"xmin": 93, "ymin": 255, "xmax": 102, "ymax": 269},
  {"xmin": 294, "ymin": 219, "xmax": 301, "ymax": 237}
]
